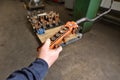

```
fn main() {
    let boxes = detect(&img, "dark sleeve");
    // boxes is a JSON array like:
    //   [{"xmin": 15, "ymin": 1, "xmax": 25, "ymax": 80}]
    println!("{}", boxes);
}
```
[{"xmin": 7, "ymin": 58, "xmax": 49, "ymax": 80}]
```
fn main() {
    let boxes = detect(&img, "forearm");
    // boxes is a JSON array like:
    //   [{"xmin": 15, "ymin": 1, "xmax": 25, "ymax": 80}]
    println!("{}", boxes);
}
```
[{"xmin": 7, "ymin": 58, "xmax": 48, "ymax": 80}]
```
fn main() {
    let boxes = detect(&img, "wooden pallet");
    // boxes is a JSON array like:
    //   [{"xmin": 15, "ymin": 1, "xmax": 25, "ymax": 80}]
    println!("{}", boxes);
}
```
[{"xmin": 36, "ymin": 25, "xmax": 82, "ymax": 44}]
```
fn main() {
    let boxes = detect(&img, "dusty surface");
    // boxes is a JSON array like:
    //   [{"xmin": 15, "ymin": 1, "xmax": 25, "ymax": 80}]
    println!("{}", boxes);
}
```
[{"xmin": 0, "ymin": 0, "xmax": 120, "ymax": 80}]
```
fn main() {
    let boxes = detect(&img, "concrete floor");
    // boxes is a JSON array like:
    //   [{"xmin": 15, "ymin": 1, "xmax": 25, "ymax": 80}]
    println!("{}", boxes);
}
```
[{"xmin": 0, "ymin": 0, "xmax": 120, "ymax": 80}]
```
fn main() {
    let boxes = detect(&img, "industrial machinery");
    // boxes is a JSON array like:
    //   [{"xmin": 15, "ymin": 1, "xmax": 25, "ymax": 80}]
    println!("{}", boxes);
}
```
[
  {"xmin": 24, "ymin": 0, "xmax": 45, "ymax": 10},
  {"xmin": 49, "ymin": 21, "xmax": 78, "ymax": 49},
  {"xmin": 47, "ymin": 0, "xmax": 114, "ymax": 49},
  {"xmin": 27, "ymin": 11, "xmax": 61, "ymax": 34}
]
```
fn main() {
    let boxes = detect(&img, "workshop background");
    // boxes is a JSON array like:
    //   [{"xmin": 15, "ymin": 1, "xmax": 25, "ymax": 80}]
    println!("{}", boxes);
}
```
[{"xmin": 0, "ymin": 0, "xmax": 120, "ymax": 80}]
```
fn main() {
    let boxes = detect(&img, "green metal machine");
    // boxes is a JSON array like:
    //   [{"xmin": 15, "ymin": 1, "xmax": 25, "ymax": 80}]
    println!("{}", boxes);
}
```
[{"xmin": 73, "ymin": 0, "xmax": 101, "ymax": 33}]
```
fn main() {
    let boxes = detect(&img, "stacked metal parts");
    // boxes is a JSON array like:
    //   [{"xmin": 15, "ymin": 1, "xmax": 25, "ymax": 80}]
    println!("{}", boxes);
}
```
[
  {"xmin": 27, "ymin": 11, "xmax": 61, "ymax": 34},
  {"xmin": 50, "ymin": 21, "xmax": 78, "ymax": 49}
]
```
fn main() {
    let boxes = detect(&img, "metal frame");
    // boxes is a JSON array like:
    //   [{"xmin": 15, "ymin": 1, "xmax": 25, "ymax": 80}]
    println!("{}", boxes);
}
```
[{"xmin": 73, "ymin": 0, "xmax": 101, "ymax": 33}]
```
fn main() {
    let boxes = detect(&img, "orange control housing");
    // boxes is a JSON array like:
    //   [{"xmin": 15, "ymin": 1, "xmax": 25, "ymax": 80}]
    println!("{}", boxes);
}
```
[{"xmin": 50, "ymin": 21, "xmax": 78, "ymax": 49}]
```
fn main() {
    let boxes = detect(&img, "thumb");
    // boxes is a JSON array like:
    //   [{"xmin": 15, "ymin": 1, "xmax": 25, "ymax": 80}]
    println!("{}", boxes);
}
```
[{"xmin": 43, "ymin": 39, "xmax": 51, "ymax": 49}]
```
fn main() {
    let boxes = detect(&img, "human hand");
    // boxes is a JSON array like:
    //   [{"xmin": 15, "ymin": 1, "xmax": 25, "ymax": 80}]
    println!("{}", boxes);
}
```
[{"xmin": 37, "ymin": 39, "xmax": 62, "ymax": 68}]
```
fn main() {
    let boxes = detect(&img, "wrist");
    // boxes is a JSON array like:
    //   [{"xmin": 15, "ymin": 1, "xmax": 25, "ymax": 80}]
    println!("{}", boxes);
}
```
[{"xmin": 36, "ymin": 58, "xmax": 49, "ymax": 68}]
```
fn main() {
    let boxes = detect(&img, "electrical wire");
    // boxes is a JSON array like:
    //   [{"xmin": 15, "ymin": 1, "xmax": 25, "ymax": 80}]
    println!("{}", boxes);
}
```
[{"xmin": 76, "ymin": 0, "xmax": 114, "ymax": 24}]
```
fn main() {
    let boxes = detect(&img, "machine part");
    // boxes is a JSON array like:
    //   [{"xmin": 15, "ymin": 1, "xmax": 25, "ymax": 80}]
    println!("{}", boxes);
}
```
[
  {"xmin": 73, "ymin": 0, "xmax": 101, "ymax": 33},
  {"xmin": 37, "ymin": 27, "xmax": 45, "ymax": 34},
  {"xmin": 27, "ymin": 11, "xmax": 61, "ymax": 32},
  {"xmin": 24, "ymin": 0, "xmax": 45, "ymax": 10},
  {"xmin": 38, "ymin": 12, "xmax": 47, "ymax": 16},
  {"xmin": 48, "ymin": 0, "xmax": 113, "ymax": 49},
  {"xmin": 59, "ymin": 30, "xmax": 65, "ymax": 34},
  {"xmin": 61, "ymin": 33, "xmax": 83, "ymax": 46},
  {"xmin": 50, "ymin": 21, "xmax": 78, "ymax": 49},
  {"xmin": 76, "ymin": 0, "xmax": 113, "ymax": 24},
  {"xmin": 34, "ymin": 0, "xmax": 41, "ymax": 6},
  {"xmin": 74, "ymin": 0, "xmax": 113, "ymax": 33}
]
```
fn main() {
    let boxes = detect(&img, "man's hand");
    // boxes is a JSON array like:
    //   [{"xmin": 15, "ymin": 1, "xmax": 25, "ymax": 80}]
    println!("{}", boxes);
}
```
[{"xmin": 37, "ymin": 39, "xmax": 62, "ymax": 68}]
